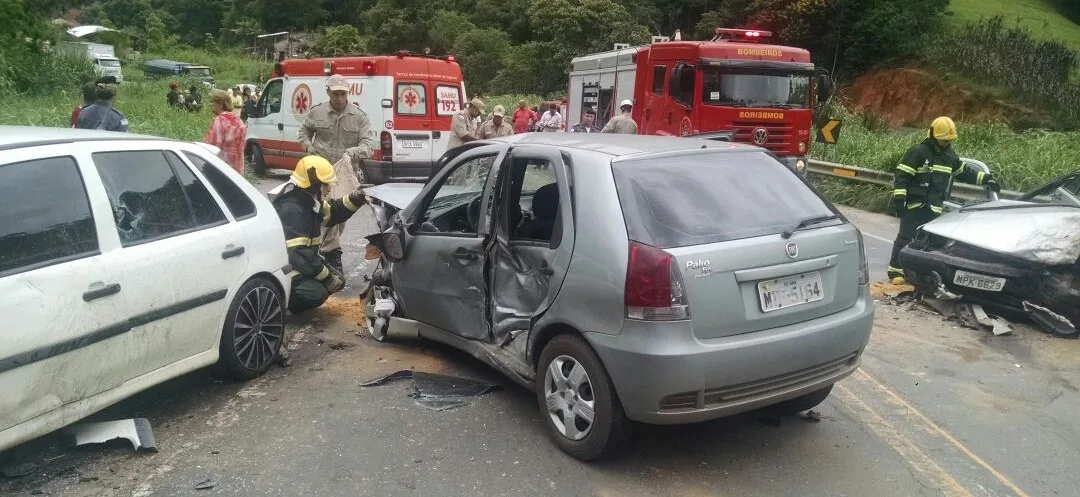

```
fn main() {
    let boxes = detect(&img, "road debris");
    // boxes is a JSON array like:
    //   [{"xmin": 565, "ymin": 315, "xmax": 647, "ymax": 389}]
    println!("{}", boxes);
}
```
[
  {"xmin": 1023, "ymin": 301, "xmax": 1078, "ymax": 338},
  {"xmin": 194, "ymin": 478, "xmax": 216, "ymax": 490},
  {"xmin": 918, "ymin": 300, "xmax": 1014, "ymax": 336},
  {"xmin": 804, "ymin": 410, "xmax": 823, "ymax": 423},
  {"xmin": 2, "ymin": 462, "xmax": 38, "ymax": 478},
  {"xmin": 361, "ymin": 370, "xmax": 500, "ymax": 411},
  {"xmin": 328, "ymin": 341, "xmax": 352, "ymax": 350},
  {"xmin": 64, "ymin": 418, "xmax": 157, "ymax": 452}
]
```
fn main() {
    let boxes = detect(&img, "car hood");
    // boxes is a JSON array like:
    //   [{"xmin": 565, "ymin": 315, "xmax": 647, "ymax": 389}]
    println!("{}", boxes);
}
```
[
  {"xmin": 363, "ymin": 183, "xmax": 425, "ymax": 210},
  {"xmin": 922, "ymin": 202, "xmax": 1080, "ymax": 266}
]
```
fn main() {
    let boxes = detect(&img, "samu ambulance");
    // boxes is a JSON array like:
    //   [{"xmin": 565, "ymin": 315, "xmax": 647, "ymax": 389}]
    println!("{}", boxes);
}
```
[{"xmin": 246, "ymin": 52, "xmax": 466, "ymax": 184}]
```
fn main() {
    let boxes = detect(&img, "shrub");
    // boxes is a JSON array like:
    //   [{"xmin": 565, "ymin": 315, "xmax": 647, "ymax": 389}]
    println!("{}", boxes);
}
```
[{"xmin": 0, "ymin": 46, "xmax": 97, "ymax": 97}]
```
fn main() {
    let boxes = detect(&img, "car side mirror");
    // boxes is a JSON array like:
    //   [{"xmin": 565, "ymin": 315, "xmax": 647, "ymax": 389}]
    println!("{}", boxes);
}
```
[{"xmin": 383, "ymin": 230, "xmax": 406, "ymax": 261}]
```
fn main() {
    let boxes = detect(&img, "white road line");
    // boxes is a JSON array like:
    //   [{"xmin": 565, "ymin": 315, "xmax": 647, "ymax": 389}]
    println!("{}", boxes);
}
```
[{"xmin": 860, "ymin": 230, "xmax": 894, "ymax": 244}]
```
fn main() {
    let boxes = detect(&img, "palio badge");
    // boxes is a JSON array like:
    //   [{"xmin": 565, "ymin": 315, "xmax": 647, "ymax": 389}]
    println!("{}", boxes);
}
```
[{"xmin": 686, "ymin": 259, "xmax": 712, "ymax": 278}]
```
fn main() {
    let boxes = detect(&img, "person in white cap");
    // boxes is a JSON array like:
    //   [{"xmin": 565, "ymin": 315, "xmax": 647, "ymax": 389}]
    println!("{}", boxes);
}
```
[
  {"xmin": 602, "ymin": 99, "xmax": 638, "ymax": 134},
  {"xmin": 297, "ymin": 73, "xmax": 375, "ymax": 274},
  {"xmin": 479, "ymin": 105, "xmax": 513, "ymax": 139}
]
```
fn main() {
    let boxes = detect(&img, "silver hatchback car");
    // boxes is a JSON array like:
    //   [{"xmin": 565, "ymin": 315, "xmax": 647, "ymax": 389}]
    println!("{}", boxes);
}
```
[{"xmin": 363, "ymin": 133, "xmax": 874, "ymax": 460}]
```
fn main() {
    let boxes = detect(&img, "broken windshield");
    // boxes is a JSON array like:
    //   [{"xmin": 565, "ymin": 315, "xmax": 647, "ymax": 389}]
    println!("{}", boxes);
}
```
[{"xmin": 701, "ymin": 69, "xmax": 810, "ymax": 109}]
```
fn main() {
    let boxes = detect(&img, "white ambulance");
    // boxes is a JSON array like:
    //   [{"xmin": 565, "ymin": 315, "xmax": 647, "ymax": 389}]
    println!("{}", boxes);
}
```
[{"xmin": 245, "ymin": 52, "xmax": 467, "ymax": 183}]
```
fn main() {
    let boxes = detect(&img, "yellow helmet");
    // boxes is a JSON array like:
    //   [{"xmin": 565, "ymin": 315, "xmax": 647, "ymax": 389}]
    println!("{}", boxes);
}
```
[
  {"xmin": 928, "ymin": 116, "xmax": 958, "ymax": 141},
  {"xmin": 291, "ymin": 155, "xmax": 337, "ymax": 188}
]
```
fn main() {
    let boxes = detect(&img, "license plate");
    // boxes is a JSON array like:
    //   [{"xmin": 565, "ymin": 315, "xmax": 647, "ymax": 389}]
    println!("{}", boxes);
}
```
[
  {"xmin": 400, "ymin": 140, "xmax": 425, "ymax": 148},
  {"xmin": 757, "ymin": 272, "xmax": 824, "ymax": 313},
  {"xmin": 953, "ymin": 270, "xmax": 1006, "ymax": 292}
]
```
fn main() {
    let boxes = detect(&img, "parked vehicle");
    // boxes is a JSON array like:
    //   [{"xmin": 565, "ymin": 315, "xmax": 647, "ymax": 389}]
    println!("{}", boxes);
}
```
[
  {"xmin": 0, "ymin": 127, "xmax": 290, "ymax": 452},
  {"xmin": 56, "ymin": 41, "xmax": 124, "ymax": 83},
  {"xmin": 900, "ymin": 169, "xmax": 1080, "ymax": 337},
  {"xmin": 143, "ymin": 59, "xmax": 214, "ymax": 86},
  {"xmin": 361, "ymin": 133, "xmax": 875, "ymax": 460},
  {"xmin": 245, "ymin": 52, "xmax": 466, "ymax": 183},
  {"xmin": 567, "ymin": 28, "xmax": 832, "ymax": 173}
]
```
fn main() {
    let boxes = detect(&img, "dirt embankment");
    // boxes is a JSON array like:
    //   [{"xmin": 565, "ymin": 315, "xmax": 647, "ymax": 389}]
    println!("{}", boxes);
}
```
[{"xmin": 843, "ymin": 68, "xmax": 1047, "ymax": 128}]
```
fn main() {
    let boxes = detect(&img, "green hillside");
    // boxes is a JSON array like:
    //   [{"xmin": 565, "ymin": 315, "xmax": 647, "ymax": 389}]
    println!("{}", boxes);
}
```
[{"xmin": 949, "ymin": 0, "xmax": 1080, "ymax": 56}]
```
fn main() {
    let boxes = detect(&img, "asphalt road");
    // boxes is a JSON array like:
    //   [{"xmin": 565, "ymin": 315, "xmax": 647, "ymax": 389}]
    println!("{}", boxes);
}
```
[{"xmin": 2, "ymin": 175, "xmax": 1078, "ymax": 497}]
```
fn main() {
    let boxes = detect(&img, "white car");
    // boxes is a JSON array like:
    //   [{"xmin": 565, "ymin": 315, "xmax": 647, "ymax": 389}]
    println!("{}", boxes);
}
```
[{"xmin": 0, "ymin": 127, "xmax": 291, "ymax": 452}]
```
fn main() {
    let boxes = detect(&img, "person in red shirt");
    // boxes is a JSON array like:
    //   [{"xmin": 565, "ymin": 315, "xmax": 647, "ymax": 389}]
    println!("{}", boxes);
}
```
[
  {"xmin": 70, "ymin": 83, "xmax": 96, "ymax": 128},
  {"xmin": 512, "ymin": 100, "xmax": 538, "ymax": 134},
  {"xmin": 204, "ymin": 90, "xmax": 247, "ymax": 174}
]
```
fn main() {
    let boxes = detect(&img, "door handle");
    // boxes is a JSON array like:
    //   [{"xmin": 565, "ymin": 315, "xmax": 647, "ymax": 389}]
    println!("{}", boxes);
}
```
[
  {"xmin": 432, "ymin": 131, "xmax": 441, "ymax": 139},
  {"xmin": 451, "ymin": 247, "xmax": 479, "ymax": 261},
  {"xmin": 539, "ymin": 261, "xmax": 554, "ymax": 276},
  {"xmin": 222, "ymin": 246, "xmax": 246, "ymax": 259},
  {"xmin": 83, "ymin": 283, "xmax": 121, "ymax": 302},
  {"xmin": 277, "ymin": 123, "xmax": 284, "ymax": 131}
]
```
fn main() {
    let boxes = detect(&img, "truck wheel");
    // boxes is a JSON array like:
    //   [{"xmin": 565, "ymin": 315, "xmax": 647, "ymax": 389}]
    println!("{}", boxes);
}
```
[
  {"xmin": 537, "ymin": 334, "xmax": 626, "ymax": 461},
  {"xmin": 219, "ymin": 277, "xmax": 285, "ymax": 380},
  {"xmin": 767, "ymin": 384, "xmax": 833, "ymax": 415},
  {"xmin": 247, "ymin": 143, "xmax": 267, "ymax": 177}
]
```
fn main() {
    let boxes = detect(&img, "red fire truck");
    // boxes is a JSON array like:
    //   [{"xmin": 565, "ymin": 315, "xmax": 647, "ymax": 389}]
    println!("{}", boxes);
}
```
[{"xmin": 567, "ymin": 28, "xmax": 831, "ymax": 172}]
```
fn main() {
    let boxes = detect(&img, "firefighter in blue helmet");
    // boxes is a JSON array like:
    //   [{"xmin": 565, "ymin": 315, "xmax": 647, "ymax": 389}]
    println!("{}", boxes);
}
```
[{"xmin": 887, "ymin": 116, "xmax": 1000, "ymax": 284}]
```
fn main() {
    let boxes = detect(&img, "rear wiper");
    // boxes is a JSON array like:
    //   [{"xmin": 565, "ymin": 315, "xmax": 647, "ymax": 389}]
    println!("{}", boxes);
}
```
[{"xmin": 782, "ymin": 214, "xmax": 840, "ymax": 239}]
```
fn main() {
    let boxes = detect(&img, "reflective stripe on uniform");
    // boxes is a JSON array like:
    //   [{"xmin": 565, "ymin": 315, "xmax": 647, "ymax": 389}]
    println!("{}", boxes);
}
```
[
  {"xmin": 342, "ymin": 194, "xmax": 358, "ymax": 212},
  {"xmin": 931, "ymin": 165, "xmax": 953, "ymax": 174},
  {"xmin": 286, "ymin": 270, "xmax": 300, "ymax": 279},
  {"xmin": 285, "ymin": 236, "xmax": 322, "ymax": 247},
  {"xmin": 315, "ymin": 266, "xmax": 330, "ymax": 281},
  {"xmin": 896, "ymin": 164, "xmax": 917, "ymax": 175},
  {"xmin": 930, "ymin": 205, "xmax": 943, "ymax": 214},
  {"xmin": 893, "ymin": 188, "xmax": 908, "ymax": 198},
  {"xmin": 977, "ymin": 171, "xmax": 985, "ymax": 185},
  {"xmin": 888, "ymin": 266, "xmax": 904, "ymax": 274},
  {"xmin": 907, "ymin": 202, "xmax": 924, "ymax": 210},
  {"xmin": 322, "ymin": 200, "xmax": 332, "ymax": 226}
]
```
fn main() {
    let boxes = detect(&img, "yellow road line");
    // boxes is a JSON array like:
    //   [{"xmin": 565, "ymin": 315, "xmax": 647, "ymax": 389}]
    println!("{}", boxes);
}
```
[
  {"xmin": 853, "ymin": 369, "xmax": 1032, "ymax": 497},
  {"xmin": 834, "ymin": 383, "xmax": 974, "ymax": 497}
]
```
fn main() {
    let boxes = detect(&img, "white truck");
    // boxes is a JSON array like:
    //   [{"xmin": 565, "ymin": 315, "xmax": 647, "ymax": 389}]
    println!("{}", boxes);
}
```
[{"xmin": 56, "ymin": 41, "xmax": 124, "ymax": 83}]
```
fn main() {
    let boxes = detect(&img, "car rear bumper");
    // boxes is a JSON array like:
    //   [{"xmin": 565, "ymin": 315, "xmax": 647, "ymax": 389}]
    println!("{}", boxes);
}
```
[
  {"xmin": 361, "ymin": 159, "xmax": 435, "ymax": 185},
  {"xmin": 584, "ymin": 286, "xmax": 874, "ymax": 425}
]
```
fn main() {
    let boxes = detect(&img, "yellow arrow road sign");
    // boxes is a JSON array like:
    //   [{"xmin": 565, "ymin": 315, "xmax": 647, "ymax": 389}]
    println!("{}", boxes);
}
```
[{"xmin": 816, "ymin": 119, "xmax": 843, "ymax": 144}]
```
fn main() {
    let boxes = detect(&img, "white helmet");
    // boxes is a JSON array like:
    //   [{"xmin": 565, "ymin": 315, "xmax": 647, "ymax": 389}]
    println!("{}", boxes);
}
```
[{"xmin": 620, "ymin": 99, "xmax": 633, "ymax": 108}]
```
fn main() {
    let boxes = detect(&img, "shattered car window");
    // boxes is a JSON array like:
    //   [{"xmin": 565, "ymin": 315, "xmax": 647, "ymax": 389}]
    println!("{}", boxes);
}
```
[
  {"xmin": 421, "ymin": 155, "xmax": 494, "ymax": 233},
  {"xmin": 0, "ymin": 157, "xmax": 98, "ymax": 276},
  {"xmin": 93, "ymin": 151, "xmax": 200, "ymax": 246}
]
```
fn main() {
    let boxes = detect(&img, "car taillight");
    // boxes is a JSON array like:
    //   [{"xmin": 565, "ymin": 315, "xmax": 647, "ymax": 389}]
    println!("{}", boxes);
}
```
[
  {"xmin": 379, "ymin": 131, "xmax": 393, "ymax": 162},
  {"xmin": 857, "ymin": 230, "xmax": 869, "ymax": 285},
  {"xmin": 625, "ymin": 242, "xmax": 690, "ymax": 321}
]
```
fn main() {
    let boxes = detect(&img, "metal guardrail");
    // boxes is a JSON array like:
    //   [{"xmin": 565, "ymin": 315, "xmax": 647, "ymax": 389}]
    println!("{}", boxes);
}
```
[{"xmin": 806, "ymin": 158, "xmax": 1023, "ymax": 202}]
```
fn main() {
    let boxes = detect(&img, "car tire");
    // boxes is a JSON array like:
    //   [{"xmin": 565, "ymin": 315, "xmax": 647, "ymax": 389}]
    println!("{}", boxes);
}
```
[
  {"xmin": 219, "ymin": 277, "xmax": 286, "ymax": 381},
  {"xmin": 536, "ymin": 334, "xmax": 626, "ymax": 461},
  {"xmin": 767, "ymin": 384, "xmax": 833, "ymax": 415},
  {"xmin": 247, "ymin": 143, "xmax": 266, "ymax": 177}
]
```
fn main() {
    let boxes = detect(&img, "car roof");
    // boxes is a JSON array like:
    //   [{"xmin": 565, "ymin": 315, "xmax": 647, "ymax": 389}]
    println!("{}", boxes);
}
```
[
  {"xmin": 486, "ymin": 132, "xmax": 762, "ymax": 159},
  {"xmin": 0, "ymin": 126, "xmax": 165, "ymax": 152}
]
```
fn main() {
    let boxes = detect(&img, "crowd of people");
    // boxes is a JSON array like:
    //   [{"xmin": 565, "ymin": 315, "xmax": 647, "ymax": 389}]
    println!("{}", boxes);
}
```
[{"xmin": 448, "ymin": 97, "xmax": 639, "ymax": 149}]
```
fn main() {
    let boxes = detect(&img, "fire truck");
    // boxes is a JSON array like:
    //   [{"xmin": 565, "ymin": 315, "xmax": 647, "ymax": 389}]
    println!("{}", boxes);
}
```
[{"xmin": 567, "ymin": 29, "xmax": 832, "ymax": 172}]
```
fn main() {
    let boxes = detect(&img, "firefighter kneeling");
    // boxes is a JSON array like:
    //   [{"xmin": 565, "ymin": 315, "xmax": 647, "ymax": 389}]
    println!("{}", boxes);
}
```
[
  {"xmin": 887, "ymin": 116, "xmax": 1000, "ymax": 285},
  {"xmin": 274, "ymin": 155, "xmax": 367, "ymax": 314}
]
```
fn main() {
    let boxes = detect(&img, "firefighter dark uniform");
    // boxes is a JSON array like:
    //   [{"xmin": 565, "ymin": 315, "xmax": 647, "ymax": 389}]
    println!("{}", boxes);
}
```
[
  {"xmin": 888, "ymin": 117, "xmax": 999, "ymax": 283},
  {"xmin": 273, "ymin": 156, "xmax": 366, "ymax": 314}
]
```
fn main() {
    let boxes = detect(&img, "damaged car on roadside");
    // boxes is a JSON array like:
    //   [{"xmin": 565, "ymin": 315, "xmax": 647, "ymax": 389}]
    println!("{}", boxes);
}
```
[
  {"xmin": 360, "ymin": 133, "xmax": 875, "ymax": 460},
  {"xmin": 900, "ymin": 169, "xmax": 1080, "ymax": 337}
]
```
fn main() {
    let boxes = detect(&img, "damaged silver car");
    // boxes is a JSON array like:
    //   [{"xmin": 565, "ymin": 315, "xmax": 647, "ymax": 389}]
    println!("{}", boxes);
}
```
[
  {"xmin": 900, "ymin": 170, "xmax": 1080, "ymax": 337},
  {"xmin": 362, "ymin": 134, "xmax": 875, "ymax": 460}
]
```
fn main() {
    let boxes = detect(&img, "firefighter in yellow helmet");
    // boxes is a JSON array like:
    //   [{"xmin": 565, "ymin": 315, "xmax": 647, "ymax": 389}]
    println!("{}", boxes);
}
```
[
  {"xmin": 887, "ymin": 117, "xmax": 1000, "ymax": 284},
  {"xmin": 273, "ymin": 156, "xmax": 367, "ymax": 319}
]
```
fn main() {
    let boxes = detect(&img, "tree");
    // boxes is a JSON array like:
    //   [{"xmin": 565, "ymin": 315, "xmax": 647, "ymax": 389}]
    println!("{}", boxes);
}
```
[
  {"xmin": 76, "ymin": 2, "xmax": 111, "ymax": 25},
  {"xmin": 454, "ymin": 27, "xmax": 510, "ymax": 94},
  {"xmin": 311, "ymin": 24, "xmax": 367, "ymax": 56},
  {"xmin": 100, "ymin": 0, "xmax": 153, "ymax": 27},
  {"xmin": 255, "ymin": 0, "xmax": 327, "ymax": 31},
  {"xmin": 429, "ymin": 10, "xmax": 476, "ymax": 53},
  {"xmin": 471, "ymin": 0, "xmax": 531, "ymax": 44}
]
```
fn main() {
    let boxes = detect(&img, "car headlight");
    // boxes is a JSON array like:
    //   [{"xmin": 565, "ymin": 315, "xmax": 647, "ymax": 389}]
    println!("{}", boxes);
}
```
[{"xmin": 796, "ymin": 159, "xmax": 806, "ymax": 173}]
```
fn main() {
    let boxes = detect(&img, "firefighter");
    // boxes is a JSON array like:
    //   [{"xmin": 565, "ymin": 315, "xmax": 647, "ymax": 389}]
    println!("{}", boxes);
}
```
[
  {"xmin": 887, "ymin": 116, "xmax": 1000, "ymax": 284},
  {"xmin": 478, "ymin": 105, "xmax": 513, "ymax": 139},
  {"xmin": 298, "ymin": 74, "xmax": 376, "ymax": 274},
  {"xmin": 449, "ymin": 97, "xmax": 484, "ymax": 149},
  {"xmin": 602, "ymin": 99, "xmax": 638, "ymax": 134},
  {"xmin": 274, "ymin": 155, "xmax": 367, "ymax": 318}
]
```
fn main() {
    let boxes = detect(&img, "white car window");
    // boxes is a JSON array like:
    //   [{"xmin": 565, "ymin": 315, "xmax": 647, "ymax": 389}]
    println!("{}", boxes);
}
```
[
  {"xmin": 0, "ymin": 156, "xmax": 98, "ymax": 277},
  {"xmin": 184, "ymin": 152, "xmax": 257, "ymax": 220},
  {"xmin": 93, "ymin": 150, "xmax": 227, "ymax": 246}
]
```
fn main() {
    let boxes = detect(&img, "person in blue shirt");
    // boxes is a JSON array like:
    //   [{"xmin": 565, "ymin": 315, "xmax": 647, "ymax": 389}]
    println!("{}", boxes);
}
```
[{"xmin": 76, "ymin": 81, "xmax": 129, "ymax": 132}]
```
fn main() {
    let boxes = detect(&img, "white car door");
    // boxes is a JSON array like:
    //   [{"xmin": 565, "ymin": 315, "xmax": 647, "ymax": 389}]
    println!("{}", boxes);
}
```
[
  {"xmin": 84, "ymin": 143, "xmax": 251, "ymax": 376},
  {"xmin": 0, "ymin": 147, "xmax": 128, "ymax": 438}
]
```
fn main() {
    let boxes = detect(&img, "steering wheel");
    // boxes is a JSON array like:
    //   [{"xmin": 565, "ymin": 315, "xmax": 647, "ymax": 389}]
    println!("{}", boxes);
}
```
[{"xmin": 466, "ymin": 196, "xmax": 483, "ymax": 231}]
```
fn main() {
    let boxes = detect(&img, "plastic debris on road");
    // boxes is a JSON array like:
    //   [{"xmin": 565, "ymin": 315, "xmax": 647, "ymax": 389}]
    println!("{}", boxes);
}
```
[
  {"xmin": 63, "ymin": 418, "xmax": 157, "ymax": 453},
  {"xmin": 360, "ymin": 370, "xmax": 500, "ymax": 411}
]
